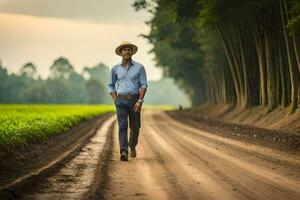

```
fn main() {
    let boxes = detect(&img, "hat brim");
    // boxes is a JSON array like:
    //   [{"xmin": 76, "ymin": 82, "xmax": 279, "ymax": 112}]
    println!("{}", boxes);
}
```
[{"xmin": 115, "ymin": 44, "xmax": 138, "ymax": 56}]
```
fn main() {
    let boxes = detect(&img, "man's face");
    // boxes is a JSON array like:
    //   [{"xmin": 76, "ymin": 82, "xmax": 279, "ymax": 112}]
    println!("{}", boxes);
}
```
[{"xmin": 120, "ymin": 46, "xmax": 133, "ymax": 59}]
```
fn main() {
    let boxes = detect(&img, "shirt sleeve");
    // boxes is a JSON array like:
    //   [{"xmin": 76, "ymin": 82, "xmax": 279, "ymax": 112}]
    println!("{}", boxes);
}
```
[
  {"xmin": 108, "ymin": 67, "xmax": 117, "ymax": 93},
  {"xmin": 139, "ymin": 65, "xmax": 148, "ymax": 89}
]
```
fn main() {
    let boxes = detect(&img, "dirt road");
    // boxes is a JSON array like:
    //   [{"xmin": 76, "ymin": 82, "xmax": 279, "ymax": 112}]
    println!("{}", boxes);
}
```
[
  {"xmin": 104, "ymin": 110, "xmax": 300, "ymax": 200},
  {"xmin": 2, "ymin": 110, "xmax": 299, "ymax": 200}
]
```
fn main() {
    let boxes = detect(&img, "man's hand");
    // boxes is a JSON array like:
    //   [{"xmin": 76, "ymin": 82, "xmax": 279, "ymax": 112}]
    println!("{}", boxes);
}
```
[
  {"xmin": 110, "ymin": 92, "xmax": 117, "ymax": 102},
  {"xmin": 133, "ymin": 102, "xmax": 142, "ymax": 112}
]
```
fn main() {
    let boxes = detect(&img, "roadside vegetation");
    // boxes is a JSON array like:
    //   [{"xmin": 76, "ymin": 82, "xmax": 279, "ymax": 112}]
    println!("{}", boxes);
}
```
[
  {"xmin": 0, "ymin": 104, "xmax": 115, "ymax": 154},
  {"xmin": 133, "ymin": 0, "xmax": 300, "ymax": 113}
]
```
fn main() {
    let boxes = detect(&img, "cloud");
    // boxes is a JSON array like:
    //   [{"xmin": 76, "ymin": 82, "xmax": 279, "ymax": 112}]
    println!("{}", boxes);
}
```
[
  {"xmin": 0, "ymin": 12, "xmax": 162, "ymax": 80},
  {"xmin": 0, "ymin": 0, "xmax": 151, "ymax": 25}
]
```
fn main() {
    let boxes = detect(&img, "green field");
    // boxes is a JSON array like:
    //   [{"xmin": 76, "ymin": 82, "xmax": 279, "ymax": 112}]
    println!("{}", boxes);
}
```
[
  {"xmin": 0, "ymin": 104, "xmax": 115, "ymax": 153},
  {"xmin": 0, "ymin": 104, "xmax": 176, "ymax": 154},
  {"xmin": 143, "ymin": 104, "xmax": 176, "ymax": 110}
]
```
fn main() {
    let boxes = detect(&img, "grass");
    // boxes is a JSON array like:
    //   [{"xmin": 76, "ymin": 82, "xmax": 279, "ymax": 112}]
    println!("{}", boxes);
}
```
[
  {"xmin": 0, "ymin": 104, "xmax": 115, "ymax": 153},
  {"xmin": 143, "ymin": 104, "xmax": 177, "ymax": 110},
  {"xmin": 0, "ymin": 104, "xmax": 177, "ymax": 154}
]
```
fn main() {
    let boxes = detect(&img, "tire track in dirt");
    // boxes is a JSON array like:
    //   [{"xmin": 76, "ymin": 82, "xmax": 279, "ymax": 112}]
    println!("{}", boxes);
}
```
[
  {"xmin": 143, "ymin": 116, "xmax": 242, "ymax": 200},
  {"xmin": 19, "ymin": 115, "xmax": 116, "ymax": 200},
  {"xmin": 104, "ymin": 110, "xmax": 300, "ymax": 200},
  {"xmin": 154, "ymin": 111, "xmax": 300, "ymax": 182},
  {"xmin": 162, "ymin": 111, "xmax": 300, "ymax": 166},
  {"xmin": 103, "ymin": 122, "xmax": 186, "ymax": 200},
  {"xmin": 4, "ymin": 109, "xmax": 299, "ymax": 200},
  {"xmin": 147, "ymin": 110, "xmax": 300, "ymax": 200}
]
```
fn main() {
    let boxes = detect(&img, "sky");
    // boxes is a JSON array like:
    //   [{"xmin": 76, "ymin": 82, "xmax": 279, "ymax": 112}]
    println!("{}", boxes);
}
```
[{"xmin": 0, "ymin": 0, "xmax": 163, "ymax": 80}]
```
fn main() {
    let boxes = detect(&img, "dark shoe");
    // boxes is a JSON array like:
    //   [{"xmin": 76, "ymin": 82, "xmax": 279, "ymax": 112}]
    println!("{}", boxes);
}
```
[
  {"xmin": 120, "ymin": 150, "xmax": 128, "ymax": 161},
  {"xmin": 130, "ymin": 148, "xmax": 137, "ymax": 157}
]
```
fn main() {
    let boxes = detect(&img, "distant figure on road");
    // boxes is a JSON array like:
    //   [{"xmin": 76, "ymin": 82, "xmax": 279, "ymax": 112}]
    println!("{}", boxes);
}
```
[
  {"xmin": 108, "ymin": 41, "xmax": 148, "ymax": 161},
  {"xmin": 179, "ymin": 105, "xmax": 182, "ymax": 110}
]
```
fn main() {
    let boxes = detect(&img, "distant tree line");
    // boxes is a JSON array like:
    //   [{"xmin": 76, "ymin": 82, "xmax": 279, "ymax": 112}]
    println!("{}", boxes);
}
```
[
  {"xmin": 133, "ymin": 0, "xmax": 300, "ymax": 113},
  {"xmin": 0, "ymin": 57, "xmax": 111, "ymax": 104},
  {"xmin": 0, "ymin": 57, "xmax": 191, "ymax": 106}
]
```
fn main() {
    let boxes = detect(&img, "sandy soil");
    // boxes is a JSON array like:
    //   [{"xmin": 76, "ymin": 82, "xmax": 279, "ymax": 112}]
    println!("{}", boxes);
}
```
[
  {"xmin": 180, "ymin": 103, "xmax": 300, "ymax": 135},
  {"xmin": 1, "ymin": 110, "xmax": 299, "ymax": 200},
  {"xmin": 168, "ymin": 109, "xmax": 300, "ymax": 152},
  {"xmin": 103, "ymin": 110, "xmax": 300, "ymax": 200}
]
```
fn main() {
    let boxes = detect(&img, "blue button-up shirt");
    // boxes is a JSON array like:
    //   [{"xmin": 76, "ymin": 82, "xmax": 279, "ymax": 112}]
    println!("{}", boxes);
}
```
[{"xmin": 108, "ymin": 59, "xmax": 148, "ymax": 95}]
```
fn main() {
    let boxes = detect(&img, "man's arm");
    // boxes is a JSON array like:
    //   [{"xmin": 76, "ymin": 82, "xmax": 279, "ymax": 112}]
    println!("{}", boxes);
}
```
[
  {"xmin": 138, "ymin": 87, "xmax": 147, "ymax": 101},
  {"xmin": 133, "ymin": 87, "xmax": 147, "ymax": 112},
  {"xmin": 108, "ymin": 67, "xmax": 117, "ymax": 101},
  {"xmin": 133, "ymin": 65, "xmax": 148, "ymax": 112}
]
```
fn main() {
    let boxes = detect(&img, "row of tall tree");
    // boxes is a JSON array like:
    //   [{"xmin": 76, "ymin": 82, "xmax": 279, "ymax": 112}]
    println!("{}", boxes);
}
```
[
  {"xmin": 0, "ymin": 57, "xmax": 111, "ymax": 104},
  {"xmin": 133, "ymin": 0, "xmax": 300, "ymax": 113}
]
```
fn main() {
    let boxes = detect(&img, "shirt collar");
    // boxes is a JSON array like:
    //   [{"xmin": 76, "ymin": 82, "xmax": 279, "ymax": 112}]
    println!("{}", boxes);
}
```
[{"xmin": 119, "ymin": 59, "xmax": 134, "ymax": 67}]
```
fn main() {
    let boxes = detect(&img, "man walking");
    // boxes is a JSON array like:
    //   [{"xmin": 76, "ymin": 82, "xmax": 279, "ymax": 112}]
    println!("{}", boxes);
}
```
[{"xmin": 108, "ymin": 41, "xmax": 148, "ymax": 161}]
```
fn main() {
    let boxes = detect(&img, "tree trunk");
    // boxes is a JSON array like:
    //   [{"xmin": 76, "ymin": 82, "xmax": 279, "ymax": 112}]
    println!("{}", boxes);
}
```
[
  {"xmin": 265, "ymin": 31, "xmax": 276, "ymax": 111},
  {"xmin": 253, "ymin": 23, "xmax": 268, "ymax": 106},
  {"xmin": 280, "ymin": 0, "xmax": 299, "ymax": 113},
  {"xmin": 216, "ymin": 23, "xmax": 241, "ymax": 106},
  {"xmin": 292, "ymin": 33, "xmax": 300, "ymax": 74},
  {"xmin": 237, "ymin": 23, "xmax": 250, "ymax": 108}
]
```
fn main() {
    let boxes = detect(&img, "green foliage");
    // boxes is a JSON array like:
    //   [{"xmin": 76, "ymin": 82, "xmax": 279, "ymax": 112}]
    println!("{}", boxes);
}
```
[
  {"xmin": 134, "ymin": 0, "xmax": 205, "ymax": 105},
  {"xmin": 132, "ymin": 0, "xmax": 150, "ymax": 11},
  {"xmin": 19, "ymin": 62, "xmax": 39, "ymax": 79},
  {"xmin": 0, "ymin": 58, "xmax": 190, "ymax": 106},
  {"xmin": 18, "ymin": 80, "xmax": 51, "ymax": 103},
  {"xmin": 85, "ymin": 79, "xmax": 105, "ymax": 104},
  {"xmin": 133, "ymin": 0, "xmax": 299, "ymax": 108},
  {"xmin": 0, "ymin": 105, "xmax": 115, "ymax": 154},
  {"xmin": 50, "ymin": 57, "xmax": 74, "ymax": 79},
  {"xmin": 82, "ymin": 62, "xmax": 111, "ymax": 103},
  {"xmin": 82, "ymin": 62, "xmax": 110, "ymax": 86},
  {"xmin": 145, "ymin": 78, "xmax": 191, "ymax": 106},
  {"xmin": 196, "ymin": 0, "xmax": 217, "ymax": 29},
  {"xmin": 288, "ymin": 0, "xmax": 300, "ymax": 34},
  {"xmin": 0, "ymin": 59, "xmax": 110, "ymax": 104}
]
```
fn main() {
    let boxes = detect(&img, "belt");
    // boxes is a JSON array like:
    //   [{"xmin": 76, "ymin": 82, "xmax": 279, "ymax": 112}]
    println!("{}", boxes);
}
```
[{"xmin": 117, "ymin": 93, "xmax": 139, "ymax": 99}]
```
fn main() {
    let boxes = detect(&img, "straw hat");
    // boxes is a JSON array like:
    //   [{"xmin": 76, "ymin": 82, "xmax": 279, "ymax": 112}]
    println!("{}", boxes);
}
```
[{"xmin": 115, "ymin": 41, "xmax": 138, "ymax": 56}]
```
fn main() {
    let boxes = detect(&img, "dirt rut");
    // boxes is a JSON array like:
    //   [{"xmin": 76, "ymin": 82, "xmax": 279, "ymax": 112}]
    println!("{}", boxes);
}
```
[
  {"xmin": 2, "ymin": 110, "xmax": 299, "ymax": 200},
  {"xmin": 104, "ymin": 110, "xmax": 300, "ymax": 200}
]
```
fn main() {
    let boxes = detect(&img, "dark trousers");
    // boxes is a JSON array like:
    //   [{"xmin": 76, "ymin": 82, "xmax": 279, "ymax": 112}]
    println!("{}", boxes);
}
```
[{"xmin": 114, "ymin": 95, "xmax": 141, "ymax": 154}]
